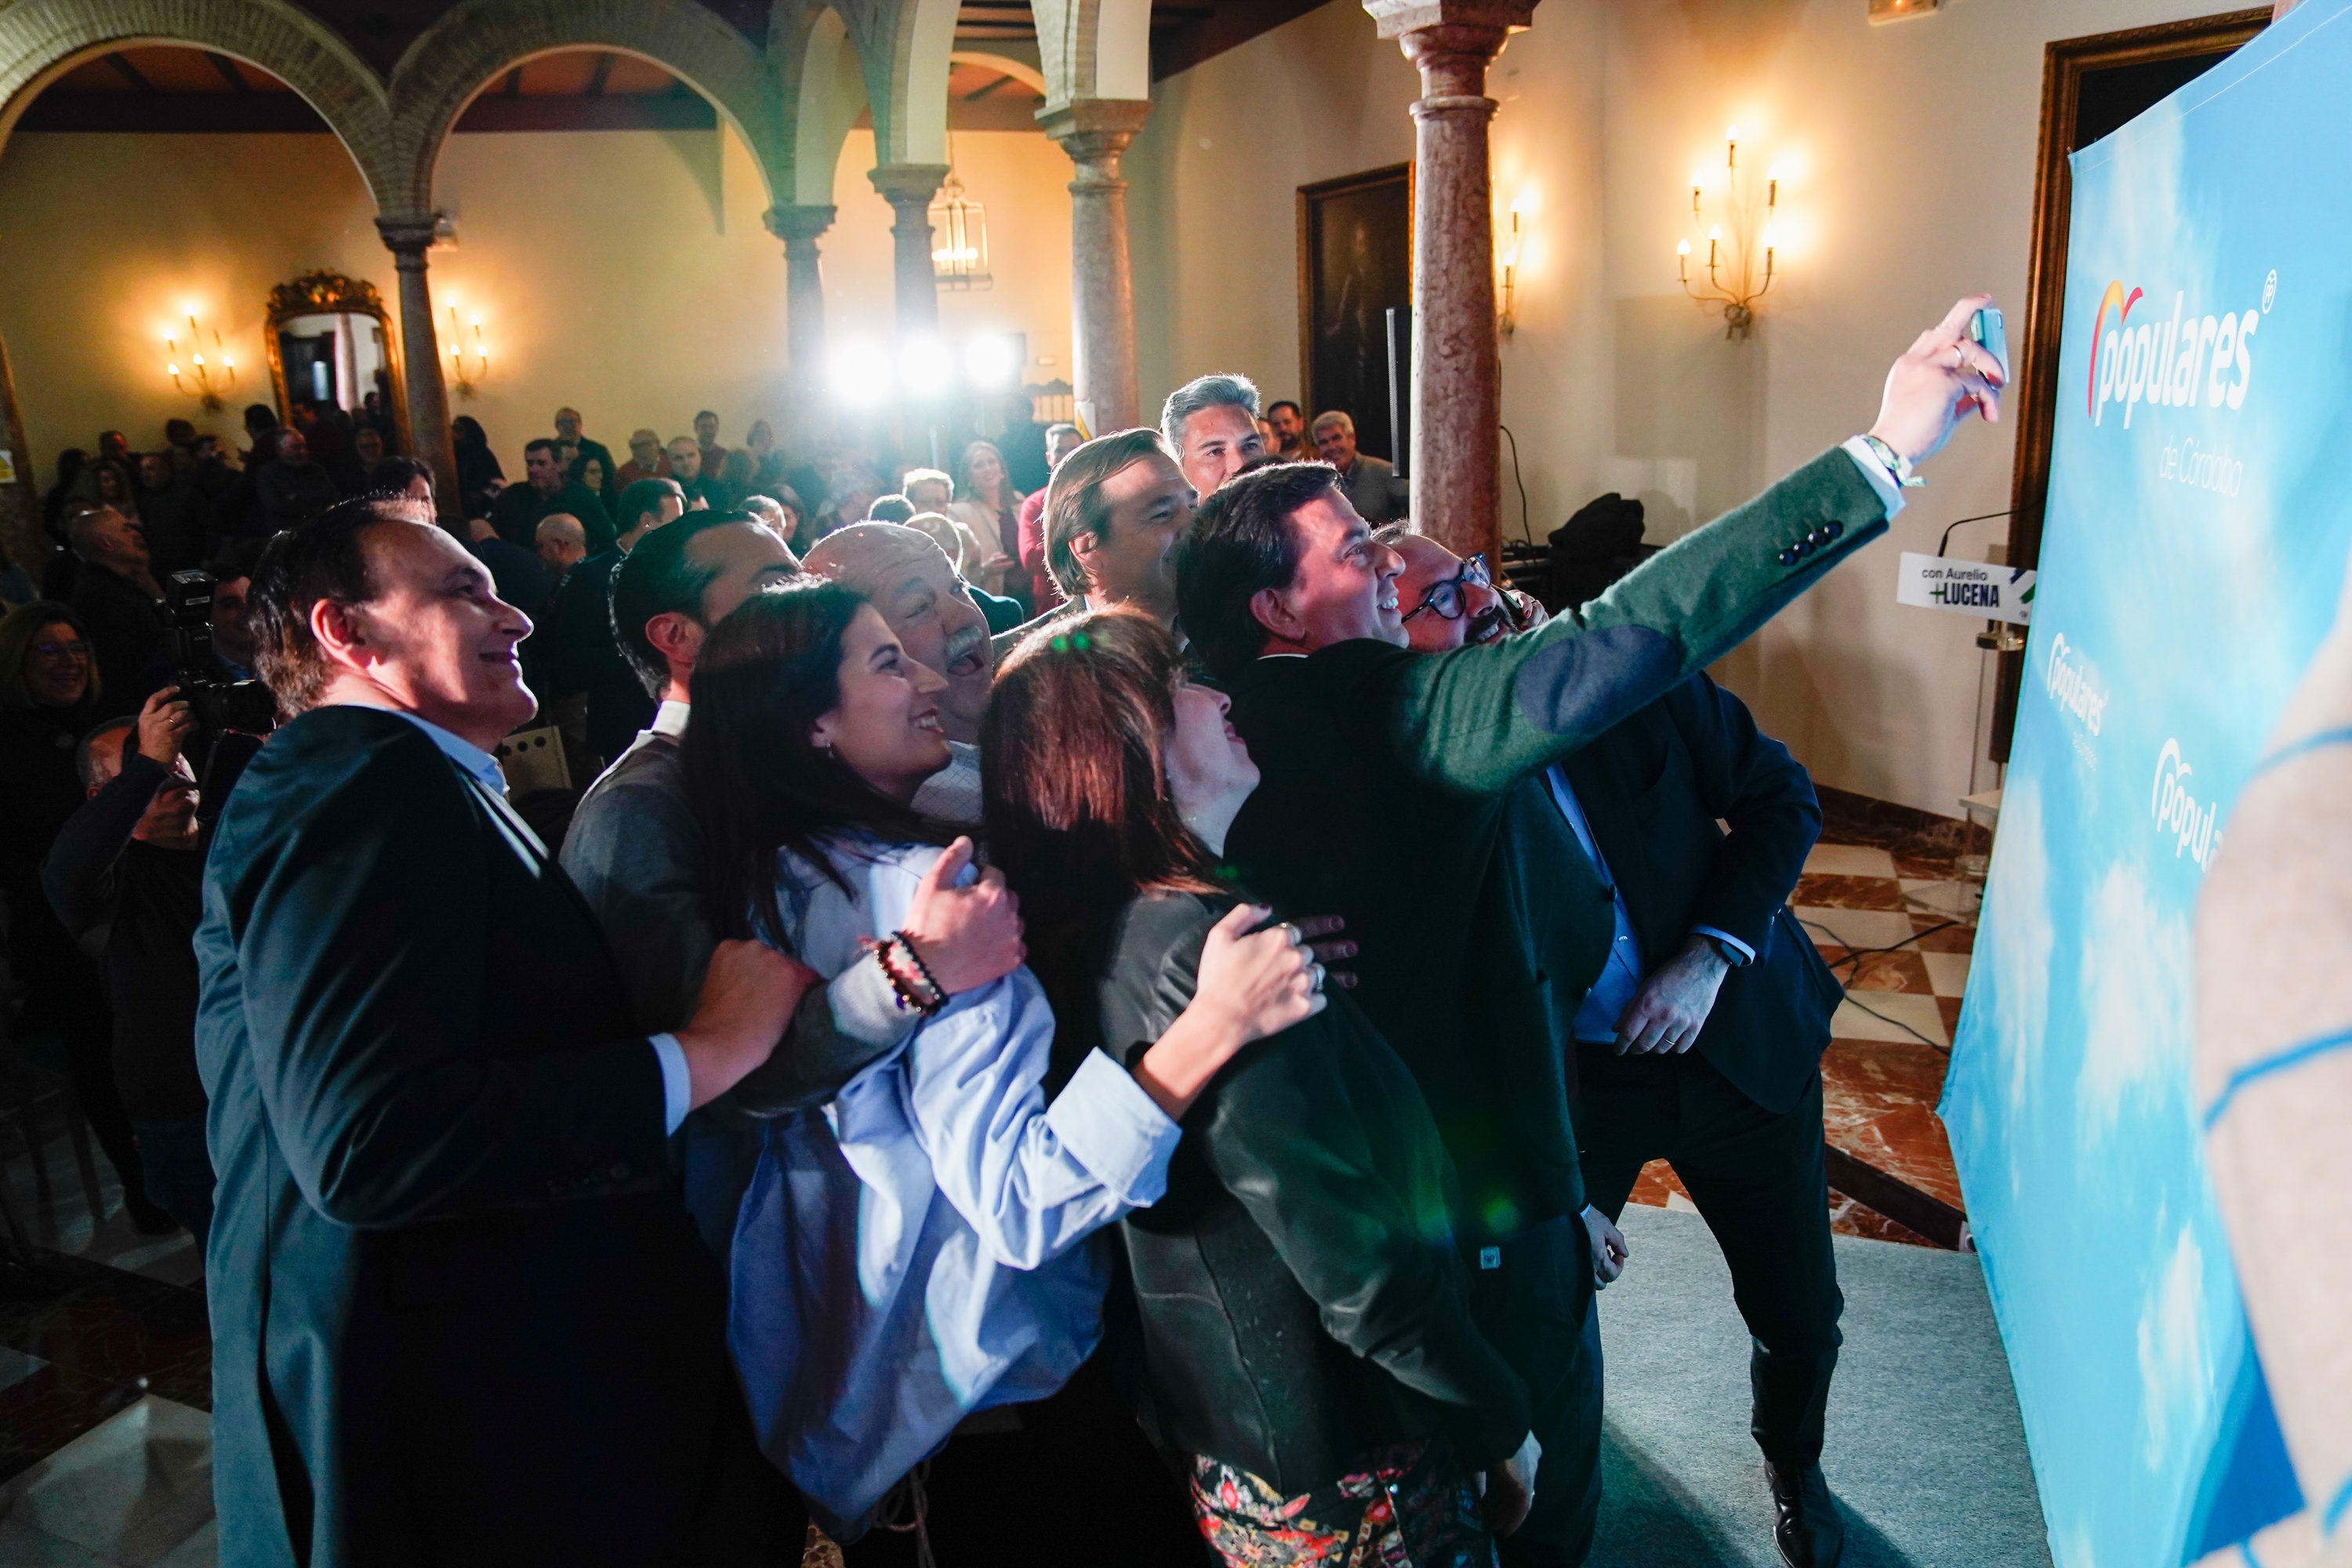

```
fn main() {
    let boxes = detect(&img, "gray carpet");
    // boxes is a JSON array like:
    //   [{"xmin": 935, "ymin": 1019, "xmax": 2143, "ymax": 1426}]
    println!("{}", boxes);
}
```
[{"xmin": 1587, "ymin": 1205, "xmax": 2053, "ymax": 1568}]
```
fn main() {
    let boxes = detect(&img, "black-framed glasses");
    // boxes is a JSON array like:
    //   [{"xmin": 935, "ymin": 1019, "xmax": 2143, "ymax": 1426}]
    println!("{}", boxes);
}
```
[
  {"xmin": 31, "ymin": 640, "xmax": 92, "ymax": 663},
  {"xmin": 1402, "ymin": 553, "xmax": 1493, "ymax": 622}
]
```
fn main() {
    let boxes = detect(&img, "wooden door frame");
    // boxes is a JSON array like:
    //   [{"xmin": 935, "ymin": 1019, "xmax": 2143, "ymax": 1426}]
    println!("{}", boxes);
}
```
[{"xmin": 1991, "ymin": 9, "xmax": 2270, "ymax": 758}]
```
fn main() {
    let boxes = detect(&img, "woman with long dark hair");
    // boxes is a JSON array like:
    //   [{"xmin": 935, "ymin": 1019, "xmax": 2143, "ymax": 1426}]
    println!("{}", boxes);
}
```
[
  {"xmin": 569, "ymin": 449, "xmax": 618, "ymax": 532},
  {"xmin": 985, "ymin": 608, "xmax": 1537, "ymax": 1568},
  {"xmin": 684, "ymin": 580, "xmax": 1328, "ymax": 1547},
  {"xmin": 450, "ymin": 415, "xmax": 503, "ymax": 521},
  {"xmin": 948, "ymin": 439, "xmax": 1024, "ymax": 608}
]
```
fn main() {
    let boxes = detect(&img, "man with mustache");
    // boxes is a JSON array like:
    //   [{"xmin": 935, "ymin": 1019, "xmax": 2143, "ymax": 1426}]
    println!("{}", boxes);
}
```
[
  {"xmin": 1385, "ymin": 526, "xmax": 1849, "ymax": 1566},
  {"xmin": 804, "ymin": 521, "xmax": 997, "ymax": 825}
]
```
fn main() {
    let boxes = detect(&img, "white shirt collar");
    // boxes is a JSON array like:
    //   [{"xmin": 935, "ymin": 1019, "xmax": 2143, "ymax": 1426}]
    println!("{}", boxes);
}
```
[
  {"xmin": 341, "ymin": 702, "xmax": 509, "ymax": 797},
  {"xmin": 652, "ymin": 699, "xmax": 691, "ymax": 738}
]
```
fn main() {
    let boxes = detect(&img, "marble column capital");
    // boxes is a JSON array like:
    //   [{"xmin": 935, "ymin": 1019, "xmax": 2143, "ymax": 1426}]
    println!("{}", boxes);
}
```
[
  {"xmin": 1363, "ymin": 0, "xmax": 1536, "ymax": 38},
  {"xmin": 373, "ymin": 214, "xmax": 439, "ymax": 267},
  {"xmin": 867, "ymin": 163, "xmax": 950, "ymax": 210},
  {"xmin": 764, "ymin": 204, "xmax": 837, "ymax": 247}
]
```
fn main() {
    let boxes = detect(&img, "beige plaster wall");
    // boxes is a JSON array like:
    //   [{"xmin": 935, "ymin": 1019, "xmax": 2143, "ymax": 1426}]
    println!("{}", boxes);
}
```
[
  {"xmin": 1127, "ymin": 0, "xmax": 2241, "ymax": 818},
  {"xmin": 0, "ymin": 119, "xmax": 1076, "ymax": 477}
]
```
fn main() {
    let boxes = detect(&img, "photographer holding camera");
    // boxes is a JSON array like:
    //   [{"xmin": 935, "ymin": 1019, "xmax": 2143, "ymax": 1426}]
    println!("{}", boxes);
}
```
[{"xmin": 42, "ymin": 685, "xmax": 216, "ymax": 1243}]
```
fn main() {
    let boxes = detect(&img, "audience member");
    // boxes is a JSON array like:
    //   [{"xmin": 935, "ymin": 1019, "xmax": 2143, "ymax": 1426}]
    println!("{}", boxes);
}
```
[
  {"xmin": 257, "ymin": 427, "xmax": 339, "ymax": 532},
  {"xmin": 988, "ymin": 608, "xmax": 1538, "ymax": 1563},
  {"xmin": 739, "ymin": 492, "xmax": 793, "ymax": 550},
  {"xmin": 666, "ymin": 435, "xmax": 725, "ymax": 510},
  {"xmin": 948, "ymin": 440, "xmax": 1025, "ymax": 603},
  {"xmin": 1311, "ymin": 411, "xmax": 1410, "ymax": 523},
  {"xmin": 554, "ymin": 406, "xmax": 616, "ymax": 481},
  {"xmin": 898, "ymin": 467, "xmax": 996, "ymax": 580},
  {"xmin": 572, "ymin": 451, "xmax": 619, "ymax": 532},
  {"xmin": 492, "ymin": 438, "xmax": 613, "ymax": 555},
  {"xmin": 683, "ymin": 582, "xmax": 1316, "ymax": 1544},
  {"xmin": 544, "ymin": 477, "xmax": 684, "ymax": 764},
  {"xmin": 203, "ymin": 493, "xmax": 815, "ymax": 1566},
  {"xmin": 203, "ymin": 539, "xmax": 266, "ymax": 681},
  {"xmin": 1174, "ymin": 299, "xmax": 2002, "ymax": 1564},
  {"xmin": 1163, "ymin": 372, "xmax": 1267, "ymax": 498},
  {"xmin": 135, "ymin": 448, "xmax": 210, "ymax": 575},
  {"xmin": 451, "ymin": 414, "xmax": 506, "ymax": 520},
  {"xmin": 1015, "ymin": 422, "xmax": 1082, "ymax": 609},
  {"xmin": 693, "ymin": 409, "xmax": 728, "ymax": 483},
  {"xmin": 535, "ymin": 514, "xmax": 588, "ymax": 583},
  {"xmin": 0, "ymin": 601, "xmax": 172, "ymax": 1232},
  {"xmin": 1004, "ymin": 428, "xmax": 1191, "ymax": 657},
  {"xmin": 77, "ymin": 453, "xmax": 140, "ymax": 520},
  {"xmin": 42, "ymin": 448, "xmax": 88, "ymax": 545},
  {"xmin": 354, "ymin": 426, "xmax": 387, "ymax": 479},
  {"xmin": 723, "ymin": 419, "xmax": 786, "ymax": 506},
  {"xmin": 65, "ymin": 504, "xmax": 165, "ymax": 706},
  {"xmin": 616, "ymin": 427, "xmax": 670, "ymax": 489},
  {"xmin": 42, "ymin": 690, "xmax": 214, "ymax": 1243},
  {"xmin": 804, "ymin": 522, "xmax": 994, "ymax": 822},
  {"xmin": 865, "ymin": 494, "xmax": 916, "ymax": 525},
  {"xmin": 96, "ymin": 430, "xmax": 131, "ymax": 469},
  {"xmin": 294, "ymin": 401, "xmax": 367, "ymax": 495},
  {"xmin": 1265, "ymin": 399, "xmax": 1307, "ymax": 460}
]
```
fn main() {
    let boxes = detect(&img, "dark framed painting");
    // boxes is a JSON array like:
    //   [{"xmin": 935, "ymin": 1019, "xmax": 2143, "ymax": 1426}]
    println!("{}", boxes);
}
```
[{"xmin": 1297, "ymin": 162, "xmax": 1412, "ymax": 463}]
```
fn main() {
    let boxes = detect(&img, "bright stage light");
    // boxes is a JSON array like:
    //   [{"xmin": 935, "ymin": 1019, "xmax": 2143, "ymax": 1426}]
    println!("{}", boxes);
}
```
[
  {"xmin": 962, "ymin": 335, "xmax": 1018, "ymax": 389},
  {"xmin": 897, "ymin": 336, "xmax": 953, "ymax": 396},
  {"xmin": 829, "ymin": 340, "xmax": 891, "ymax": 405}
]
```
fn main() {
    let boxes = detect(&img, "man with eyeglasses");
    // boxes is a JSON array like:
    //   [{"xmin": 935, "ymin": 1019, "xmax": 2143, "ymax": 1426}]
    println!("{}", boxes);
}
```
[{"xmin": 1384, "ymin": 524, "xmax": 1849, "ymax": 1563}]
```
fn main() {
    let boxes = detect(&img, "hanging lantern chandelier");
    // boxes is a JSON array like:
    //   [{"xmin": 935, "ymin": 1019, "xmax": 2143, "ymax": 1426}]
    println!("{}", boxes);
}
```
[{"xmin": 929, "ymin": 168, "xmax": 992, "ymax": 292}]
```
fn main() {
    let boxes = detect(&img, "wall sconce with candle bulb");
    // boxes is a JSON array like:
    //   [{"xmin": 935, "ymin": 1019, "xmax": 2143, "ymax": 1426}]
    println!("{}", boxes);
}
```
[
  {"xmin": 1677, "ymin": 125, "xmax": 1781, "ymax": 341},
  {"xmin": 165, "ymin": 312, "xmax": 237, "ymax": 411},
  {"xmin": 1498, "ymin": 203, "xmax": 1524, "ymax": 340},
  {"xmin": 445, "ymin": 304, "xmax": 488, "ymax": 400}
]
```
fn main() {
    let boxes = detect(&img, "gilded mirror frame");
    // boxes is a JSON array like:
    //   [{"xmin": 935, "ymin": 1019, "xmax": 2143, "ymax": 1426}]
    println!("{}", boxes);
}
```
[{"xmin": 262, "ymin": 270, "xmax": 411, "ymax": 456}]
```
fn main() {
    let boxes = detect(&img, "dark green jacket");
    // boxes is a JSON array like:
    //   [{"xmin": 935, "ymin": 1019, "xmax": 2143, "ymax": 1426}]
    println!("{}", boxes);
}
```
[
  {"xmin": 1221, "ymin": 448, "xmax": 1887, "ymax": 1247},
  {"xmin": 195, "ymin": 708, "xmax": 731, "ymax": 1566}
]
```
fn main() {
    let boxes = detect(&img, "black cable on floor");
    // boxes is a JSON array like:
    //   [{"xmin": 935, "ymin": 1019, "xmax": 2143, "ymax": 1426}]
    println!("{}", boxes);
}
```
[{"xmin": 1796, "ymin": 914, "xmax": 1964, "ymax": 1053}]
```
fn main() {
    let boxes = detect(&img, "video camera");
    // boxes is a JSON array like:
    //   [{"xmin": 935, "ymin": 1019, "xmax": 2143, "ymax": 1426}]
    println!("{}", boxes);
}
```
[{"xmin": 162, "ymin": 568, "xmax": 276, "ymax": 818}]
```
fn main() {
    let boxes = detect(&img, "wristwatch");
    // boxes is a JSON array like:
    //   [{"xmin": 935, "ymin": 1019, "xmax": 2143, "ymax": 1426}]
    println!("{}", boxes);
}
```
[
  {"xmin": 1860, "ymin": 433, "xmax": 1923, "ymax": 489},
  {"xmin": 1699, "ymin": 932, "xmax": 1748, "ymax": 967}
]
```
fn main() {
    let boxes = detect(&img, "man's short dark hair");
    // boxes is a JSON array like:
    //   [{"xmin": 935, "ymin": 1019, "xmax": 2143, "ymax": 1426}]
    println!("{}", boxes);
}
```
[
  {"xmin": 242, "ymin": 404, "xmax": 278, "ymax": 434},
  {"xmin": 209, "ymin": 535, "xmax": 270, "ymax": 583},
  {"xmin": 1174, "ymin": 461, "xmax": 1338, "ymax": 681},
  {"xmin": 611, "ymin": 510, "xmax": 753, "ymax": 698},
  {"xmin": 695, "ymin": 410, "xmax": 717, "ymax": 423},
  {"xmin": 524, "ymin": 437, "xmax": 559, "ymax": 462},
  {"xmin": 616, "ymin": 477, "xmax": 682, "ymax": 535},
  {"xmin": 1046, "ymin": 422, "xmax": 1080, "ymax": 443},
  {"xmin": 248, "ymin": 495, "xmax": 430, "ymax": 713},
  {"xmin": 367, "ymin": 456, "xmax": 430, "ymax": 497},
  {"xmin": 867, "ymin": 494, "xmax": 916, "ymax": 524},
  {"xmin": 1265, "ymin": 400, "xmax": 1302, "ymax": 421},
  {"xmin": 1044, "ymin": 428, "xmax": 1168, "ymax": 601}
]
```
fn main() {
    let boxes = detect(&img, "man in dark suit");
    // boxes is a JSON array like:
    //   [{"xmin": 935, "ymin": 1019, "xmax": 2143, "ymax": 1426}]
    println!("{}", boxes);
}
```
[
  {"xmin": 198, "ymin": 494, "xmax": 815, "ymax": 1566},
  {"xmin": 540, "ymin": 477, "xmax": 682, "ymax": 766},
  {"xmin": 1390, "ymin": 531, "xmax": 1850, "ymax": 1568},
  {"xmin": 1176, "ymin": 293, "xmax": 2004, "ymax": 1568}
]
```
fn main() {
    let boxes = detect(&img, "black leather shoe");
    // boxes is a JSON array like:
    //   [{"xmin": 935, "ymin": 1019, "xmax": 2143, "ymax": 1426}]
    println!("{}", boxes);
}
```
[{"xmin": 1766, "ymin": 1462, "xmax": 1844, "ymax": 1568}]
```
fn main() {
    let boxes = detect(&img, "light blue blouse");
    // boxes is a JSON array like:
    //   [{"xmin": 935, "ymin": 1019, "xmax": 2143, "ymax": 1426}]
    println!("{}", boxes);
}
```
[{"xmin": 728, "ymin": 834, "xmax": 1181, "ymax": 1537}]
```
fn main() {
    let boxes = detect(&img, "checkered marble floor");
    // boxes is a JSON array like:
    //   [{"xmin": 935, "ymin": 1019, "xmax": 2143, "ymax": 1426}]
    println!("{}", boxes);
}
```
[{"xmin": 1624, "ymin": 808, "xmax": 1980, "ymax": 1250}]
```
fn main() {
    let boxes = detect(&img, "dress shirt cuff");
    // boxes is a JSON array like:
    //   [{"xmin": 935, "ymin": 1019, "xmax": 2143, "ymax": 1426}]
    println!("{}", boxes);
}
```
[
  {"xmin": 1045, "ymin": 1047, "xmax": 1184, "ymax": 1208},
  {"xmin": 1691, "ymin": 925, "xmax": 1755, "ymax": 967},
  {"xmin": 1839, "ymin": 436, "xmax": 1907, "ymax": 520},
  {"xmin": 827, "ymin": 956, "xmax": 922, "ymax": 1052},
  {"xmin": 649, "ymin": 1033, "xmax": 691, "ymax": 1134}
]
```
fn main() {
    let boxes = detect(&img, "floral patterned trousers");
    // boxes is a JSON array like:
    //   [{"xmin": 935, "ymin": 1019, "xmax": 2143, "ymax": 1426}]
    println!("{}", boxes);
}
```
[{"xmin": 1190, "ymin": 1441, "xmax": 1495, "ymax": 1568}]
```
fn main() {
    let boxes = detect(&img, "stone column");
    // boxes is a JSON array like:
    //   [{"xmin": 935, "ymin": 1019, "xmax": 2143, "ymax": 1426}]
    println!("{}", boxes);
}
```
[
  {"xmin": 1366, "ymin": 1, "xmax": 1535, "ymax": 563},
  {"xmin": 374, "ymin": 216, "xmax": 461, "ymax": 530},
  {"xmin": 764, "ymin": 204, "xmax": 838, "ymax": 394},
  {"xmin": 868, "ymin": 164, "xmax": 950, "ymax": 336},
  {"xmin": 0, "ymin": 328, "xmax": 43, "ymax": 575},
  {"xmin": 1039, "ymin": 99, "xmax": 1152, "ymax": 437}
]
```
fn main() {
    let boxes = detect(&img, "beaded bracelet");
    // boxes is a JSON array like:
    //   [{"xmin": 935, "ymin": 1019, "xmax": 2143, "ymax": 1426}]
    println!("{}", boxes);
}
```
[
  {"xmin": 870, "ymin": 935, "xmax": 945, "ymax": 1017},
  {"xmin": 893, "ymin": 931, "xmax": 947, "ymax": 1004}
]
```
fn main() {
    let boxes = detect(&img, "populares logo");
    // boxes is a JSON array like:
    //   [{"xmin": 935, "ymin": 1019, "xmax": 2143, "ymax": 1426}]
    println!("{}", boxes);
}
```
[
  {"xmin": 2045, "ymin": 632, "xmax": 2106, "ymax": 735},
  {"xmin": 2150, "ymin": 738, "xmax": 2223, "ymax": 868},
  {"xmin": 2089, "ymin": 280, "xmax": 2261, "ymax": 428}
]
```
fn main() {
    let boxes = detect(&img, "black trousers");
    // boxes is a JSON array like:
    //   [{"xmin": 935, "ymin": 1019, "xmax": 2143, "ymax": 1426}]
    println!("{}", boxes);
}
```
[
  {"xmin": 1471, "ymin": 1213, "xmax": 1605, "ymax": 1568},
  {"xmin": 1574, "ymin": 1047, "xmax": 1843, "ymax": 1472}
]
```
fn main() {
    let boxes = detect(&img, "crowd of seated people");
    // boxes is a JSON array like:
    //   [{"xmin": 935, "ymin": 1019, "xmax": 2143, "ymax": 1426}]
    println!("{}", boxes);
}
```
[{"xmin": 0, "ymin": 298, "xmax": 2002, "ymax": 1568}]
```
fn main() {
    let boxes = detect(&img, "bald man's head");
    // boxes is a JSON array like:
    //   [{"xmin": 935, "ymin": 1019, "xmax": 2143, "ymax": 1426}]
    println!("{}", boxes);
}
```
[
  {"xmin": 535, "ymin": 513, "xmax": 588, "ymax": 575},
  {"xmin": 804, "ymin": 522, "xmax": 994, "ymax": 742}
]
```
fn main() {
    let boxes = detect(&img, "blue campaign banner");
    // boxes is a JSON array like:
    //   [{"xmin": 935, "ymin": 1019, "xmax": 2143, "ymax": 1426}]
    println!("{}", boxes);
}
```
[{"xmin": 1940, "ymin": 5, "xmax": 2352, "ymax": 1562}]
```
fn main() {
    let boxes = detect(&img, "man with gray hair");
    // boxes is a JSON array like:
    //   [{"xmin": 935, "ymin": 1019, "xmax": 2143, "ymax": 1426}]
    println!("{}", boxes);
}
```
[
  {"xmin": 1313, "ymin": 408, "xmax": 1411, "ymax": 522},
  {"xmin": 66, "ymin": 504, "xmax": 165, "ymax": 702},
  {"xmin": 1162, "ymin": 372, "xmax": 1267, "ymax": 498}
]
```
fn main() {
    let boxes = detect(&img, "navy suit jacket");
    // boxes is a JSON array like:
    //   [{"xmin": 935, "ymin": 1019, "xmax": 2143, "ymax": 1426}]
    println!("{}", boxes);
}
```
[
  {"xmin": 1557, "ymin": 674, "xmax": 1845, "ymax": 1113},
  {"xmin": 195, "ymin": 707, "xmax": 732, "ymax": 1567}
]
